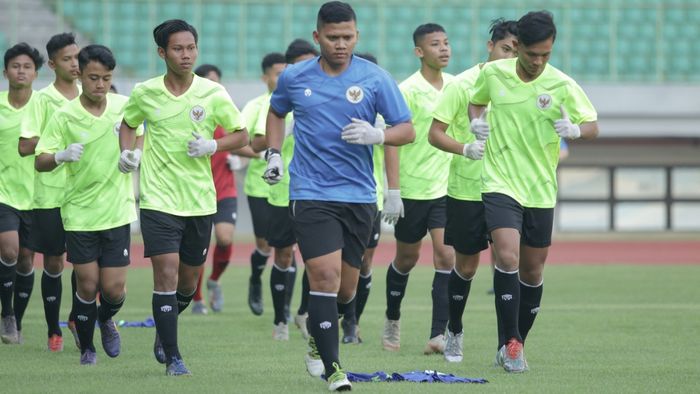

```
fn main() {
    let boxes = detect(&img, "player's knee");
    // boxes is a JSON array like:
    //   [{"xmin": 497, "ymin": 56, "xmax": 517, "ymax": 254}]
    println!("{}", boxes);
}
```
[
  {"xmin": 43, "ymin": 255, "xmax": 64, "ymax": 275},
  {"xmin": 337, "ymin": 288, "xmax": 355, "ymax": 304},
  {"xmin": 15, "ymin": 256, "xmax": 34, "ymax": 274},
  {"xmin": 274, "ymin": 248, "xmax": 294, "ymax": 268},
  {"xmin": 0, "ymin": 248, "xmax": 19, "ymax": 266},
  {"xmin": 101, "ymin": 283, "xmax": 126, "ymax": 302},
  {"xmin": 393, "ymin": 257, "xmax": 417, "ymax": 273},
  {"xmin": 78, "ymin": 279, "xmax": 99, "ymax": 299},
  {"xmin": 494, "ymin": 249, "xmax": 519, "ymax": 270}
]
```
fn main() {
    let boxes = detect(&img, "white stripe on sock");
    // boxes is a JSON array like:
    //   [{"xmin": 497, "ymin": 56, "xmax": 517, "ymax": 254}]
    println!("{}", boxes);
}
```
[
  {"xmin": 390, "ymin": 261, "xmax": 409, "ymax": 276},
  {"xmin": 309, "ymin": 291, "xmax": 337, "ymax": 298},
  {"xmin": 494, "ymin": 266, "xmax": 518, "ymax": 275},
  {"xmin": 272, "ymin": 263, "xmax": 291, "ymax": 272},
  {"xmin": 452, "ymin": 268, "xmax": 474, "ymax": 282},
  {"xmin": 435, "ymin": 269, "xmax": 451, "ymax": 275},
  {"xmin": 255, "ymin": 247, "xmax": 271, "ymax": 257},
  {"xmin": 519, "ymin": 279, "xmax": 543, "ymax": 288},
  {"xmin": 43, "ymin": 269, "xmax": 63, "ymax": 279},
  {"xmin": 75, "ymin": 293, "xmax": 96, "ymax": 304},
  {"xmin": 16, "ymin": 268, "xmax": 34, "ymax": 277},
  {"xmin": 0, "ymin": 257, "xmax": 17, "ymax": 268},
  {"xmin": 153, "ymin": 290, "xmax": 177, "ymax": 296},
  {"xmin": 360, "ymin": 271, "xmax": 372, "ymax": 279}
]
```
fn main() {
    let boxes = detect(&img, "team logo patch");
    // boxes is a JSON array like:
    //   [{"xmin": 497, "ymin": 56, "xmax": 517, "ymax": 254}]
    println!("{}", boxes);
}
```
[
  {"xmin": 160, "ymin": 305, "xmax": 173, "ymax": 313},
  {"xmin": 536, "ymin": 94, "xmax": 552, "ymax": 110},
  {"xmin": 346, "ymin": 86, "xmax": 364, "ymax": 104},
  {"xmin": 304, "ymin": 88, "xmax": 312, "ymax": 97},
  {"xmin": 319, "ymin": 321, "xmax": 332, "ymax": 330},
  {"xmin": 274, "ymin": 284, "xmax": 285, "ymax": 291},
  {"xmin": 114, "ymin": 122, "xmax": 121, "ymax": 136},
  {"xmin": 190, "ymin": 105, "xmax": 206, "ymax": 122},
  {"xmin": 501, "ymin": 294, "xmax": 513, "ymax": 301}
]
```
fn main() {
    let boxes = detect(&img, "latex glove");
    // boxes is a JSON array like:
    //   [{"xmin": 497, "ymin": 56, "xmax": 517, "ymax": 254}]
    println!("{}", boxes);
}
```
[
  {"xmin": 470, "ymin": 109, "xmax": 489, "ymax": 140},
  {"xmin": 462, "ymin": 140, "xmax": 485, "ymax": 160},
  {"xmin": 54, "ymin": 143, "xmax": 83, "ymax": 164},
  {"xmin": 227, "ymin": 154, "xmax": 243, "ymax": 171},
  {"xmin": 118, "ymin": 148, "xmax": 142, "ymax": 173},
  {"xmin": 341, "ymin": 118, "xmax": 385, "ymax": 145},
  {"xmin": 262, "ymin": 149, "xmax": 283, "ymax": 185},
  {"xmin": 187, "ymin": 132, "xmax": 218, "ymax": 157},
  {"xmin": 382, "ymin": 189, "xmax": 404, "ymax": 226},
  {"xmin": 554, "ymin": 105, "xmax": 581, "ymax": 140}
]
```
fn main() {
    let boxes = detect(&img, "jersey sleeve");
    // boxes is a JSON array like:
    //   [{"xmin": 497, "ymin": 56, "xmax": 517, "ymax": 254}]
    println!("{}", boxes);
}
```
[
  {"xmin": 135, "ymin": 122, "xmax": 145, "ymax": 137},
  {"xmin": 469, "ymin": 67, "xmax": 491, "ymax": 106},
  {"xmin": 241, "ymin": 98, "xmax": 262, "ymax": 138},
  {"xmin": 433, "ymin": 80, "xmax": 466, "ymax": 125},
  {"xmin": 20, "ymin": 95, "xmax": 44, "ymax": 139},
  {"xmin": 34, "ymin": 113, "xmax": 64, "ymax": 155},
  {"xmin": 564, "ymin": 81, "xmax": 597, "ymax": 124},
  {"xmin": 269, "ymin": 69, "xmax": 292, "ymax": 115},
  {"xmin": 212, "ymin": 88, "xmax": 244, "ymax": 133},
  {"xmin": 376, "ymin": 72, "xmax": 411, "ymax": 126},
  {"xmin": 122, "ymin": 85, "xmax": 146, "ymax": 128},
  {"xmin": 253, "ymin": 100, "xmax": 271, "ymax": 137}
]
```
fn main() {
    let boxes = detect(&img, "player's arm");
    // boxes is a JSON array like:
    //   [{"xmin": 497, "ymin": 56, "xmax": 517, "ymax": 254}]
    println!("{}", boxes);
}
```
[
  {"xmin": 250, "ymin": 134, "xmax": 268, "ymax": 153},
  {"xmin": 383, "ymin": 122, "xmax": 415, "ymax": 146},
  {"xmin": 578, "ymin": 121, "xmax": 599, "ymax": 140},
  {"xmin": 233, "ymin": 145, "xmax": 260, "ymax": 158},
  {"xmin": 381, "ymin": 144, "xmax": 404, "ymax": 225},
  {"xmin": 18, "ymin": 137, "xmax": 39, "ymax": 157},
  {"xmin": 35, "ymin": 120, "xmax": 83, "ymax": 172},
  {"xmin": 213, "ymin": 126, "xmax": 249, "ymax": 152},
  {"xmin": 428, "ymin": 119, "xmax": 462, "ymax": 155},
  {"xmin": 260, "ymin": 107, "xmax": 286, "ymax": 184}
]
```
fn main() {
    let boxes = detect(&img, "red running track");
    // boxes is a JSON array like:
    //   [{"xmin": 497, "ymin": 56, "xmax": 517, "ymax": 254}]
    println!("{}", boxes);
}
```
[{"xmin": 30, "ymin": 240, "xmax": 700, "ymax": 268}]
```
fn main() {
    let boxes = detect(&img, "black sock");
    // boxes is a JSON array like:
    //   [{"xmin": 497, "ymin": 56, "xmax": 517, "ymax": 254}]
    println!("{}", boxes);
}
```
[
  {"xmin": 250, "ymin": 248, "xmax": 269, "ymax": 284},
  {"xmin": 519, "ymin": 280, "xmax": 543, "ymax": 343},
  {"xmin": 297, "ymin": 270, "xmax": 309, "ymax": 315},
  {"xmin": 152, "ymin": 292, "xmax": 180, "ymax": 360},
  {"xmin": 355, "ymin": 273, "xmax": 372, "ymax": 324},
  {"xmin": 430, "ymin": 270, "xmax": 450, "ymax": 338},
  {"xmin": 270, "ymin": 264, "xmax": 287, "ymax": 325},
  {"xmin": 0, "ymin": 259, "xmax": 16, "ymax": 317},
  {"xmin": 176, "ymin": 290, "xmax": 194, "ymax": 315},
  {"xmin": 494, "ymin": 268, "xmax": 522, "ymax": 343},
  {"xmin": 98, "ymin": 293, "xmax": 125, "ymax": 323},
  {"xmin": 447, "ymin": 270, "xmax": 472, "ymax": 334},
  {"xmin": 338, "ymin": 297, "xmax": 354, "ymax": 322},
  {"xmin": 69, "ymin": 269, "xmax": 77, "ymax": 322},
  {"xmin": 285, "ymin": 257, "xmax": 297, "ymax": 319},
  {"xmin": 385, "ymin": 263, "xmax": 409, "ymax": 320},
  {"xmin": 41, "ymin": 270, "xmax": 63, "ymax": 336},
  {"xmin": 73, "ymin": 293, "xmax": 97, "ymax": 353},
  {"xmin": 308, "ymin": 292, "xmax": 340, "ymax": 376},
  {"xmin": 13, "ymin": 270, "xmax": 34, "ymax": 331}
]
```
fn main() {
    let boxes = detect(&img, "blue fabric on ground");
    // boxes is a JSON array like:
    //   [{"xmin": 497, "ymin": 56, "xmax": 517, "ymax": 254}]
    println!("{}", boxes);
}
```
[
  {"xmin": 59, "ymin": 317, "xmax": 156, "ymax": 328},
  {"xmin": 346, "ymin": 370, "xmax": 487, "ymax": 383}
]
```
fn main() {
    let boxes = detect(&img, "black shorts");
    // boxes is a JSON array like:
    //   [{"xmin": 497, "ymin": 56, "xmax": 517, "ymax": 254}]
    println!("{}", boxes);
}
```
[
  {"xmin": 66, "ymin": 224, "xmax": 131, "ymax": 267},
  {"xmin": 213, "ymin": 197, "xmax": 238, "ymax": 225},
  {"xmin": 140, "ymin": 209, "xmax": 213, "ymax": 266},
  {"xmin": 394, "ymin": 197, "xmax": 447, "ymax": 243},
  {"xmin": 267, "ymin": 205, "xmax": 296, "ymax": 249},
  {"xmin": 444, "ymin": 197, "xmax": 489, "ymax": 255},
  {"xmin": 0, "ymin": 203, "xmax": 34, "ymax": 250},
  {"xmin": 31, "ymin": 208, "xmax": 66, "ymax": 256},
  {"xmin": 366, "ymin": 210, "xmax": 382, "ymax": 249},
  {"xmin": 482, "ymin": 193, "xmax": 554, "ymax": 248},
  {"xmin": 247, "ymin": 196, "xmax": 272, "ymax": 239},
  {"xmin": 290, "ymin": 200, "xmax": 376, "ymax": 269}
]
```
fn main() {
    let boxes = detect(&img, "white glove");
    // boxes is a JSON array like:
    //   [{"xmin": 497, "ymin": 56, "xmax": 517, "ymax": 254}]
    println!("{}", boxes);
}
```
[
  {"xmin": 462, "ymin": 140, "xmax": 485, "ymax": 160},
  {"xmin": 262, "ymin": 149, "xmax": 283, "ymax": 185},
  {"xmin": 470, "ymin": 109, "xmax": 489, "ymax": 140},
  {"xmin": 187, "ymin": 132, "xmax": 218, "ymax": 157},
  {"xmin": 54, "ymin": 143, "xmax": 83, "ymax": 164},
  {"xmin": 554, "ymin": 105, "xmax": 581, "ymax": 140},
  {"xmin": 118, "ymin": 148, "xmax": 142, "ymax": 173},
  {"xmin": 341, "ymin": 118, "xmax": 385, "ymax": 145},
  {"xmin": 227, "ymin": 154, "xmax": 243, "ymax": 171},
  {"xmin": 382, "ymin": 189, "xmax": 404, "ymax": 226}
]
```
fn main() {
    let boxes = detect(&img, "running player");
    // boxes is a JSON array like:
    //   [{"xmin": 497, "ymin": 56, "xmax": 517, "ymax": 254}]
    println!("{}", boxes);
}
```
[
  {"xmin": 428, "ymin": 18, "xmax": 518, "ymax": 362},
  {"xmin": 264, "ymin": 2, "xmax": 415, "ymax": 390},
  {"xmin": 35, "ymin": 44, "xmax": 142, "ymax": 365},
  {"xmin": 18, "ymin": 32, "xmax": 81, "ymax": 351},
  {"xmin": 468, "ymin": 11, "xmax": 598, "ymax": 372},
  {"xmin": 0, "ymin": 43, "xmax": 43, "ymax": 346},
  {"xmin": 382, "ymin": 23, "xmax": 454, "ymax": 354},
  {"xmin": 118, "ymin": 19, "xmax": 248, "ymax": 376}
]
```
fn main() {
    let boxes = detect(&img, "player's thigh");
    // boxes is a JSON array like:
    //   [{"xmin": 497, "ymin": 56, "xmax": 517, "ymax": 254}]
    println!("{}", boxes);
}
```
[
  {"xmin": 339, "ymin": 203, "xmax": 376, "ymax": 271},
  {"xmin": 213, "ymin": 197, "xmax": 237, "ymax": 245},
  {"xmin": 290, "ymin": 200, "xmax": 344, "ymax": 264},
  {"xmin": 99, "ymin": 266, "xmax": 129, "ymax": 300},
  {"xmin": 522, "ymin": 207, "xmax": 554, "ymax": 248},
  {"xmin": 268, "ymin": 205, "xmax": 296, "ymax": 262},
  {"xmin": 140, "ymin": 209, "xmax": 185, "ymax": 258},
  {"xmin": 97, "ymin": 224, "xmax": 131, "ymax": 268},
  {"xmin": 338, "ymin": 260, "xmax": 360, "ymax": 303},
  {"xmin": 444, "ymin": 197, "xmax": 489, "ymax": 257},
  {"xmin": 213, "ymin": 222, "xmax": 235, "ymax": 246},
  {"xmin": 304, "ymin": 249, "xmax": 342, "ymax": 293},
  {"xmin": 393, "ymin": 199, "xmax": 430, "ymax": 244},
  {"xmin": 73, "ymin": 261, "xmax": 100, "ymax": 299},
  {"xmin": 179, "ymin": 215, "xmax": 213, "ymax": 266},
  {"xmin": 519, "ymin": 244, "xmax": 548, "ymax": 285},
  {"xmin": 31, "ymin": 208, "xmax": 65, "ymax": 256},
  {"xmin": 247, "ymin": 196, "xmax": 272, "ymax": 240}
]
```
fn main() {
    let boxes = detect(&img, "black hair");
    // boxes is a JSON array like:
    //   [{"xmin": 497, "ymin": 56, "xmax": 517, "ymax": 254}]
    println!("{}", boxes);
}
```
[
  {"xmin": 412, "ymin": 23, "xmax": 446, "ymax": 46},
  {"xmin": 317, "ymin": 1, "xmax": 356, "ymax": 28},
  {"xmin": 489, "ymin": 18, "xmax": 518, "ymax": 42},
  {"xmin": 355, "ymin": 52, "xmax": 377, "ymax": 65},
  {"xmin": 153, "ymin": 19, "xmax": 198, "ymax": 49},
  {"xmin": 284, "ymin": 39, "xmax": 318, "ymax": 64},
  {"xmin": 194, "ymin": 64, "xmax": 222, "ymax": 79},
  {"xmin": 261, "ymin": 52, "xmax": 286, "ymax": 73},
  {"xmin": 46, "ymin": 32, "xmax": 76, "ymax": 60},
  {"xmin": 78, "ymin": 44, "xmax": 116, "ymax": 71},
  {"xmin": 4, "ymin": 42, "xmax": 44, "ymax": 70},
  {"xmin": 517, "ymin": 11, "xmax": 556, "ymax": 46}
]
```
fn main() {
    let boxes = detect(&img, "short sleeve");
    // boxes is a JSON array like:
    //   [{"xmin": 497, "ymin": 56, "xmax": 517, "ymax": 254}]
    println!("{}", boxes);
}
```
[
  {"xmin": 122, "ymin": 85, "xmax": 145, "ymax": 128},
  {"xmin": 269, "ymin": 69, "xmax": 292, "ymax": 115},
  {"xmin": 376, "ymin": 71, "xmax": 411, "ymax": 126},
  {"xmin": 470, "ymin": 67, "xmax": 491, "ymax": 106},
  {"xmin": 564, "ymin": 81, "xmax": 597, "ymax": 124},
  {"xmin": 20, "ymin": 95, "xmax": 44, "ymax": 139},
  {"xmin": 253, "ymin": 100, "xmax": 271, "ymax": 137},
  {"xmin": 433, "ymin": 80, "xmax": 467, "ymax": 125},
  {"xmin": 34, "ymin": 113, "xmax": 64, "ymax": 155},
  {"xmin": 212, "ymin": 87, "xmax": 245, "ymax": 133}
]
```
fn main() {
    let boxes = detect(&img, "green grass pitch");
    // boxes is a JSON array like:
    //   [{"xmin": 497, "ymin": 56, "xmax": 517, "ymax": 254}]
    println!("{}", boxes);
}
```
[{"xmin": 2, "ymin": 264, "xmax": 699, "ymax": 393}]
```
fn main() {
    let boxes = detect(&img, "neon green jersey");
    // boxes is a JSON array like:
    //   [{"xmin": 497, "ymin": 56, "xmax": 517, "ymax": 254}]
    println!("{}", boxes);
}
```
[
  {"xmin": 398, "ymin": 70, "xmax": 454, "ymax": 200},
  {"xmin": 471, "ymin": 58, "xmax": 597, "ymax": 208},
  {"xmin": 123, "ymin": 75, "xmax": 245, "ymax": 216},
  {"xmin": 433, "ymin": 64, "xmax": 482, "ymax": 201},
  {"xmin": 373, "ymin": 144, "xmax": 385, "ymax": 211},
  {"xmin": 35, "ymin": 94, "xmax": 144, "ymax": 231},
  {"xmin": 0, "ymin": 91, "xmax": 38, "ymax": 210},
  {"xmin": 21, "ymin": 83, "xmax": 82, "ymax": 209},
  {"xmin": 242, "ymin": 92, "xmax": 270, "ymax": 199}
]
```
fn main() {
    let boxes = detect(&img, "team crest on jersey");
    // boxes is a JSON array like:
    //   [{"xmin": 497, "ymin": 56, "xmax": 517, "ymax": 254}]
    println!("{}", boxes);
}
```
[
  {"xmin": 190, "ymin": 105, "xmax": 206, "ymax": 122},
  {"xmin": 304, "ymin": 88, "xmax": 312, "ymax": 97},
  {"xmin": 536, "ymin": 94, "xmax": 552, "ymax": 110},
  {"xmin": 114, "ymin": 122, "xmax": 121, "ymax": 136},
  {"xmin": 346, "ymin": 86, "xmax": 364, "ymax": 104}
]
